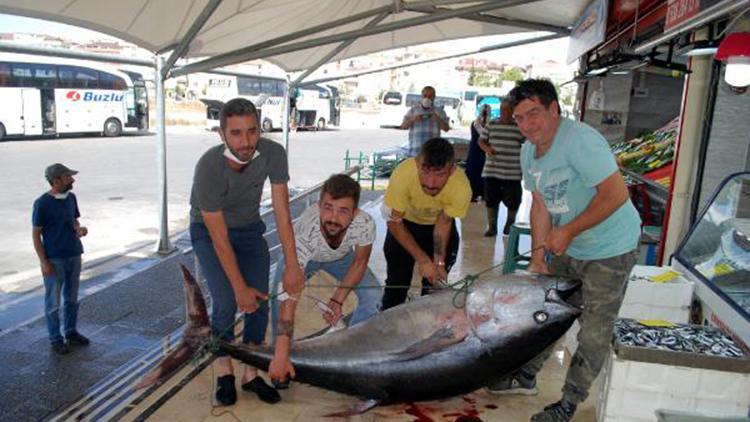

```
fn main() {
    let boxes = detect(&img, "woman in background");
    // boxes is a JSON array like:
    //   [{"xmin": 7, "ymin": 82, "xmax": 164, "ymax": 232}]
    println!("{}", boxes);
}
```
[{"xmin": 465, "ymin": 104, "xmax": 490, "ymax": 202}]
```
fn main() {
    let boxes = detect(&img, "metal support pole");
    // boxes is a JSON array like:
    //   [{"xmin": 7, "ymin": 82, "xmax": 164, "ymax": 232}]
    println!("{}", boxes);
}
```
[
  {"xmin": 155, "ymin": 56, "xmax": 174, "ymax": 255},
  {"xmin": 161, "ymin": 0, "xmax": 224, "ymax": 79},
  {"xmin": 282, "ymin": 76, "xmax": 292, "ymax": 152}
]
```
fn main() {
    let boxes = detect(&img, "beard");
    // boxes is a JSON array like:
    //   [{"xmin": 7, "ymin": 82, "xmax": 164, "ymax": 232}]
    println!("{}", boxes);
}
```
[
  {"xmin": 421, "ymin": 185, "xmax": 440, "ymax": 196},
  {"xmin": 61, "ymin": 182, "xmax": 74, "ymax": 193},
  {"xmin": 322, "ymin": 220, "xmax": 346, "ymax": 240},
  {"xmin": 230, "ymin": 145, "xmax": 254, "ymax": 161}
]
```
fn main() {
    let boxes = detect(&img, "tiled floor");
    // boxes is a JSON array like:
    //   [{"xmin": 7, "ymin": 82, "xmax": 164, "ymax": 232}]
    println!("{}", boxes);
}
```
[{"xmin": 129, "ymin": 200, "xmax": 598, "ymax": 421}]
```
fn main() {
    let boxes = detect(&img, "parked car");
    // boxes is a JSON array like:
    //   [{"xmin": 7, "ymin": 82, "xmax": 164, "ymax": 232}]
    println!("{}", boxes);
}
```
[{"xmin": 371, "ymin": 136, "xmax": 469, "ymax": 177}]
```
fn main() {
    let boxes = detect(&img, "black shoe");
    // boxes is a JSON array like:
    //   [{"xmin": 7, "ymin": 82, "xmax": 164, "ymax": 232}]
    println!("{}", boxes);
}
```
[
  {"xmin": 66, "ymin": 331, "xmax": 90, "ymax": 346},
  {"xmin": 215, "ymin": 375, "xmax": 237, "ymax": 406},
  {"xmin": 531, "ymin": 399, "xmax": 577, "ymax": 422},
  {"xmin": 272, "ymin": 379, "xmax": 290, "ymax": 390},
  {"xmin": 51, "ymin": 340, "xmax": 70, "ymax": 355},
  {"xmin": 242, "ymin": 376, "xmax": 281, "ymax": 404},
  {"xmin": 484, "ymin": 228, "xmax": 498, "ymax": 237},
  {"xmin": 485, "ymin": 372, "xmax": 538, "ymax": 396}
]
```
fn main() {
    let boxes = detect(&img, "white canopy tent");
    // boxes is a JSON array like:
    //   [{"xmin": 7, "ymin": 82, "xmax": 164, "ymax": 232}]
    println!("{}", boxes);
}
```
[{"xmin": 0, "ymin": 0, "xmax": 588, "ymax": 252}]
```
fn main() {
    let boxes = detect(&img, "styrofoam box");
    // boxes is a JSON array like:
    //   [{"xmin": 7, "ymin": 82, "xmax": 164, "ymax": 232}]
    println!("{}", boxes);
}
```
[
  {"xmin": 619, "ymin": 265, "xmax": 694, "ymax": 323},
  {"xmin": 618, "ymin": 303, "xmax": 690, "ymax": 324},
  {"xmin": 597, "ymin": 351, "xmax": 750, "ymax": 422}
]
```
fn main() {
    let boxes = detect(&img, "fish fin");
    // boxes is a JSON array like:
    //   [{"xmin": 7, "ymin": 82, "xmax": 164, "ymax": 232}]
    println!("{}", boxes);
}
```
[
  {"xmin": 323, "ymin": 398, "xmax": 380, "ymax": 417},
  {"xmin": 390, "ymin": 326, "xmax": 465, "ymax": 361}
]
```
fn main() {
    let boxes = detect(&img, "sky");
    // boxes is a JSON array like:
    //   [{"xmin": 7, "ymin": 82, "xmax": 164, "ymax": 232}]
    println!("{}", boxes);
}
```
[{"xmin": 0, "ymin": 13, "xmax": 120, "ymax": 42}]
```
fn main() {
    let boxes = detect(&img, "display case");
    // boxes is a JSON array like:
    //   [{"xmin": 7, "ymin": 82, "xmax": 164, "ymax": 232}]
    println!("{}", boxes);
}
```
[{"xmin": 673, "ymin": 172, "xmax": 750, "ymax": 351}]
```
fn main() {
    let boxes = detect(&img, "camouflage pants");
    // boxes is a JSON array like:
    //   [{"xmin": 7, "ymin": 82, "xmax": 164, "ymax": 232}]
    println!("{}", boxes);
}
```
[{"xmin": 521, "ymin": 250, "xmax": 637, "ymax": 405}]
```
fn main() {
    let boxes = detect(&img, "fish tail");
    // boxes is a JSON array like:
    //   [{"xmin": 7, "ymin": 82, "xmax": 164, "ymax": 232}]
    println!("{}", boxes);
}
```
[{"xmin": 135, "ymin": 264, "xmax": 211, "ymax": 389}]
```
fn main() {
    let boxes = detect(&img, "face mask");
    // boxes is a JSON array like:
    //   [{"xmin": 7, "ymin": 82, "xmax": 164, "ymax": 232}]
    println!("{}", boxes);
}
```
[
  {"xmin": 222, "ymin": 144, "xmax": 252, "ymax": 165},
  {"xmin": 421, "ymin": 98, "xmax": 432, "ymax": 108},
  {"xmin": 53, "ymin": 192, "xmax": 70, "ymax": 200}
]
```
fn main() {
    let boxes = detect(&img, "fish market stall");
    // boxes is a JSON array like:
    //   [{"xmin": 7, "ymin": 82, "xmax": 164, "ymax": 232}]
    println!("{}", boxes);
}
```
[
  {"xmin": 613, "ymin": 118, "xmax": 679, "ymax": 263},
  {"xmin": 591, "ymin": 172, "xmax": 750, "ymax": 421}
]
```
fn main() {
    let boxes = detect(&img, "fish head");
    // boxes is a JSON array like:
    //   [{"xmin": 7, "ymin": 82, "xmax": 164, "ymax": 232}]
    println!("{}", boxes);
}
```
[{"xmin": 465, "ymin": 274, "xmax": 581, "ymax": 343}]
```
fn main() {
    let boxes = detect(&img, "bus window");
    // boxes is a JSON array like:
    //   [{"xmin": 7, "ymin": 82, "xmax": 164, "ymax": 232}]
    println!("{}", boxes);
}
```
[
  {"xmin": 0, "ymin": 63, "xmax": 10, "ymax": 86},
  {"xmin": 11, "ymin": 63, "xmax": 34, "ymax": 86},
  {"xmin": 405, "ymin": 93, "xmax": 421, "ymax": 107},
  {"xmin": 74, "ymin": 67, "xmax": 98, "ymax": 89},
  {"xmin": 58, "ymin": 65, "xmax": 75, "ymax": 88},
  {"xmin": 33, "ymin": 64, "xmax": 57, "ymax": 88},
  {"xmin": 464, "ymin": 90, "xmax": 477, "ymax": 101},
  {"xmin": 99, "ymin": 72, "xmax": 126, "ymax": 90},
  {"xmin": 237, "ymin": 76, "xmax": 260, "ymax": 96},
  {"xmin": 382, "ymin": 91, "xmax": 402, "ymax": 105},
  {"xmin": 274, "ymin": 81, "xmax": 285, "ymax": 97},
  {"xmin": 261, "ymin": 79, "xmax": 276, "ymax": 96},
  {"xmin": 435, "ymin": 96, "xmax": 458, "ymax": 109}
]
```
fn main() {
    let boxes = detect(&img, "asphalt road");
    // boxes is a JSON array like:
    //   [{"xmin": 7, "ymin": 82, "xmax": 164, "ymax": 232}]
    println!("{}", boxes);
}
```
[{"xmin": 0, "ymin": 123, "xmax": 469, "ymax": 293}]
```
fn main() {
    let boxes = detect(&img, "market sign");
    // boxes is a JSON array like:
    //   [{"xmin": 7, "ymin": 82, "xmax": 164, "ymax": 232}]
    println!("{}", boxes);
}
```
[
  {"xmin": 567, "ymin": 0, "xmax": 609, "ymax": 64},
  {"xmin": 664, "ymin": 0, "xmax": 724, "ymax": 32}
]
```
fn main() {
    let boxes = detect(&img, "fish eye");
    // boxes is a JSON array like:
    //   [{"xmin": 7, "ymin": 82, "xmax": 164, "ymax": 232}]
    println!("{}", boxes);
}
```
[{"xmin": 533, "ymin": 311, "xmax": 548, "ymax": 324}]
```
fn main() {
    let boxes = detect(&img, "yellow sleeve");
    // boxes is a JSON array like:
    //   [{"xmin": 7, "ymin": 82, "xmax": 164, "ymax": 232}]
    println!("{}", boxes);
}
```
[
  {"xmin": 384, "ymin": 160, "xmax": 411, "ymax": 213},
  {"xmin": 442, "ymin": 169, "xmax": 471, "ymax": 219}
]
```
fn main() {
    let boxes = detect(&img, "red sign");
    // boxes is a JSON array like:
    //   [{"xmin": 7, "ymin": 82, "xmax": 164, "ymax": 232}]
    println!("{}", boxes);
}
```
[
  {"xmin": 66, "ymin": 91, "xmax": 81, "ymax": 101},
  {"xmin": 664, "ymin": 0, "xmax": 700, "ymax": 32}
]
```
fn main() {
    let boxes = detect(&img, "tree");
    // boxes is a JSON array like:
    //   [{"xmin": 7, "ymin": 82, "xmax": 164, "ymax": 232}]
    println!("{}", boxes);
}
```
[
  {"xmin": 501, "ymin": 67, "xmax": 524, "ymax": 82},
  {"xmin": 467, "ymin": 69, "xmax": 501, "ymax": 87}
]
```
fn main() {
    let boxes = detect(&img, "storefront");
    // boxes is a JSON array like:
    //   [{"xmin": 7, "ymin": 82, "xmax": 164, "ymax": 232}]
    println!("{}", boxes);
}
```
[{"xmin": 567, "ymin": 1, "xmax": 750, "ymax": 418}]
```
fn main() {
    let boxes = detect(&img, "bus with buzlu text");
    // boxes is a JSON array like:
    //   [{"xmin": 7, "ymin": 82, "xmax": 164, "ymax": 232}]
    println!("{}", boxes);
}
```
[
  {"xmin": 200, "ymin": 72, "xmax": 340, "ymax": 132},
  {"xmin": 0, "ymin": 53, "xmax": 148, "ymax": 141}
]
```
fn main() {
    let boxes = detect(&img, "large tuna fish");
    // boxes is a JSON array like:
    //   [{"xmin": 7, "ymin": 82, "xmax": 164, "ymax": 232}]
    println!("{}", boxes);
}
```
[{"xmin": 138, "ymin": 265, "xmax": 581, "ymax": 411}]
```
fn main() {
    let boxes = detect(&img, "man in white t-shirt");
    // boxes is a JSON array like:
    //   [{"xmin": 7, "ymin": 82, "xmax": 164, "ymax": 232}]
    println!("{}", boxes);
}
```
[{"xmin": 268, "ymin": 174, "xmax": 382, "ymax": 384}]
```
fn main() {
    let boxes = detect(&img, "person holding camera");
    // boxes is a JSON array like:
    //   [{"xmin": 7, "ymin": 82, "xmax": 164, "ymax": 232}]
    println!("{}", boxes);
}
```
[{"xmin": 401, "ymin": 85, "xmax": 450, "ymax": 157}]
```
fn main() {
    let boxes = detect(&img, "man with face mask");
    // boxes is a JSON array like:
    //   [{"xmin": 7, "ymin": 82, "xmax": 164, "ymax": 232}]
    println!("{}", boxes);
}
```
[
  {"xmin": 267, "ymin": 174, "xmax": 381, "ymax": 387},
  {"xmin": 401, "ymin": 86, "xmax": 450, "ymax": 157},
  {"xmin": 189, "ymin": 98, "xmax": 304, "ymax": 406},
  {"xmin": 380, "ymin": 138, "xmax": 471, "ymax": 310},
  {"xmin": 32, "ymin": 163, "xmax": 90, "ymax": 355}
]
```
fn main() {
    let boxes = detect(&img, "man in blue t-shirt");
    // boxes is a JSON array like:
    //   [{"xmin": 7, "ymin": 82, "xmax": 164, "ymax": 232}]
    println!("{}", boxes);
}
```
[
  {"xmin": 486, "ymin": 80, "xmax": 640, "ymax": 422},
  {"xmin": 32, "ymin": 163, "xmax": 90, "ymax": 355}
]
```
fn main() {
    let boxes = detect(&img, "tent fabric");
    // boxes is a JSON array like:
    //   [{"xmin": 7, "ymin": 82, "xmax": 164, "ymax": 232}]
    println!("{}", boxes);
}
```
[{"xmin": 0, "ymin": 0, "xmax": 587, "ymax": 73}]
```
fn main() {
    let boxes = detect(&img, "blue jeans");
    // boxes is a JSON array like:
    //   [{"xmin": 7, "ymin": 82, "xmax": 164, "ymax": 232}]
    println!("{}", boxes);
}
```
[
  {"xmin": 270, "ymin": 251, "xmax": 382, "ymax": 336},
  {"xmin": 44, "ymin": 255, "xmax": 82, "ymax": 343},
  {"xmin": 190, "ymin": 221, "xmax": 270, "ymax": 356}
]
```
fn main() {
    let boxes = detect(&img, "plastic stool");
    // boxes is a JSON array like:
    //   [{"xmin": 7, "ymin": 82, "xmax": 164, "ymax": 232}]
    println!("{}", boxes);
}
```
[{"xmin": 502, "ymin": 221, "xmax": 532, "ymax": 274}]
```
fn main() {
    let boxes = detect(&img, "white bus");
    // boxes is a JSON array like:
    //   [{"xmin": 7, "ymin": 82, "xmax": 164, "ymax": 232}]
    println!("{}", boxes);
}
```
[
  {"xmin": 460, "ymin": 85, "xmax": 513, "ymax": 123},
  {"xmin": 378, "ymin": 90, "xmax": 462, "ymax": 129},
  {"xmin": 201, "ymin": 73, "xmax": 340, "ymax": 132},
  {"xmin": 0, "ymin": 53, "xmax": 148, "ymax": 141}
]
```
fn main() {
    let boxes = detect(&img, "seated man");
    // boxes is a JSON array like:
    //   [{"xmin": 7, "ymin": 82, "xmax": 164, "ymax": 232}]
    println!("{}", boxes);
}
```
[
  {"xmin": 380, "ymin": 137, "xmax": 471, "ymax": 310},
  {"xmin": 268, "ymin": 174, "xmax": 382, "ymax": 384}
]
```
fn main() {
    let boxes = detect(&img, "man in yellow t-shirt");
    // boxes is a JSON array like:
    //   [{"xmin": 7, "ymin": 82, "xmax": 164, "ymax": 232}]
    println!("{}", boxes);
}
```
[{"xmin": 380, "ymin": 137, "xmax": 471, "ymax": 310}]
